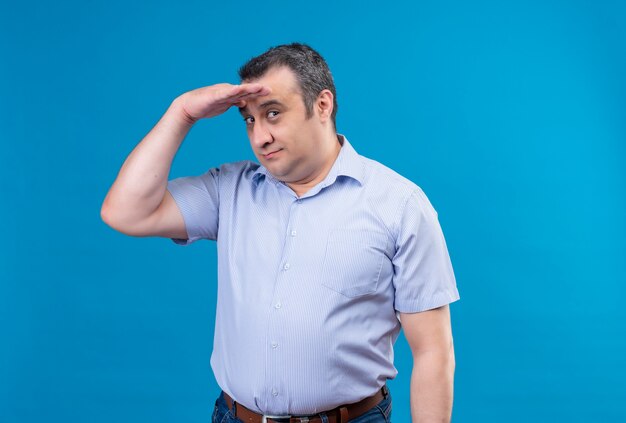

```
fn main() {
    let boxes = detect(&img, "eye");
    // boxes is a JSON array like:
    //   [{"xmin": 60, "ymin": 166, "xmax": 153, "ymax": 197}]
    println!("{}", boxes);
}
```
[
  {"xmin": 243, "ymin": 116, "xmax": 254, "ymax": 125},
  {"xmin": 267, "ymin": 110, "xmax": 279, "ymax": 119}
]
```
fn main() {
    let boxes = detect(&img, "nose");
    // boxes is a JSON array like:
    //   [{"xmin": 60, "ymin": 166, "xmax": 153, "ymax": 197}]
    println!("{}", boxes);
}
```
[{"xmin": 249, "ymin": 121, "xmax": 273, "ymax": 149}]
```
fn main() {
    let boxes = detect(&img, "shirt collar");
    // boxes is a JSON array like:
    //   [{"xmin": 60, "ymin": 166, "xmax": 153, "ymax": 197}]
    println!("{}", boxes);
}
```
[{"xmin": 252, "ymin": 133, "xmax": 364, "ymax": 187}]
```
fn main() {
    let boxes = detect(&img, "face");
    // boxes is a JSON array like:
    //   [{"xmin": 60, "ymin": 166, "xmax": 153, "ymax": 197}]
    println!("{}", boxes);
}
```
[{"xmin": 239, "ymin": 66, "xmax": 330, "ymax": 184}]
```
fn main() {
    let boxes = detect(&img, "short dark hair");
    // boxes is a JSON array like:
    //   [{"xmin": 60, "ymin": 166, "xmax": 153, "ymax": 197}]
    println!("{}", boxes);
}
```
[{"xmin": 238, "ymin": 43, "xmax": 338, "ymax": 128}]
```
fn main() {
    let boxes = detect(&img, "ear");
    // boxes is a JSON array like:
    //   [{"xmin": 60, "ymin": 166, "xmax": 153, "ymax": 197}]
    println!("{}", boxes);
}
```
[{"xmin": 315, "ymin": 89, "xmax": 334, "ymax": 123}]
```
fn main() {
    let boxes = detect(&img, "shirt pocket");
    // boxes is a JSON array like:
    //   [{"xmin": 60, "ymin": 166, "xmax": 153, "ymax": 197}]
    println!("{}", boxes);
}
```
[{"xmin": 320, "ymin": 229, "xmax": 388, "ymax": 298}]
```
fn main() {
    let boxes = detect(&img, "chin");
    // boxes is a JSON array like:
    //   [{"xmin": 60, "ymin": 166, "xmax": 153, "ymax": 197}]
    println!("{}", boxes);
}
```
[{"xmin": 267, "ymin": 166, "xmax": 295, "ymax": 181}]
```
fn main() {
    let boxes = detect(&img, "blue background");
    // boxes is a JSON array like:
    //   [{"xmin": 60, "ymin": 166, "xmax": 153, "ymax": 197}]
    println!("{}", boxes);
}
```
[{"xmin": 1, "ymin": 0, "xmax": 625, "ymax": 422}]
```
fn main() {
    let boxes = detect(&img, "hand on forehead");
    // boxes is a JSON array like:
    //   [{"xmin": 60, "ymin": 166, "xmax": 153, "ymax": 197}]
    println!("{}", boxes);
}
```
[{"xmin": 229, "ymin": 83, "xmax": 272, "ymax": 109}]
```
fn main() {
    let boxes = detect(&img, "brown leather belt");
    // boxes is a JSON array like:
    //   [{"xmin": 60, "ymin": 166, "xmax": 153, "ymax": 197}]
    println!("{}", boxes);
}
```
[{"xmin": 223, "ymin": 385, "xmax": 389, "ymax": 423}]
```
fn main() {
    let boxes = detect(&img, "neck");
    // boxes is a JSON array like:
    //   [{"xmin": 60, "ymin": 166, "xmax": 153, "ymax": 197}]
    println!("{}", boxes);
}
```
[{"xmin": 286, "ymin": 134, "xmax": 341, "ymax": 197}]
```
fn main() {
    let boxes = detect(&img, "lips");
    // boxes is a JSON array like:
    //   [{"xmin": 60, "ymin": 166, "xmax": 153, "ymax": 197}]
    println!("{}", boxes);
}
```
[{"xmin": 263, "ymin": 149, "xmax": 283, "ymax": 159}]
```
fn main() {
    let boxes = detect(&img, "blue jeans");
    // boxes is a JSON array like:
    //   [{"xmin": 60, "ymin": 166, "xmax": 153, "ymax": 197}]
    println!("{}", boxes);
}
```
[{"xmin": 211, "ymin": 389, "xmax": 392, "ymax": 423}]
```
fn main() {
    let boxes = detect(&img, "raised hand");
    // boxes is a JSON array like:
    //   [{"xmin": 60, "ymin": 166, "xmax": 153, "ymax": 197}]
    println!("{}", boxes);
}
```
[{"xmin": 176, "ymin": 83, "xmax": 271, "ymax": 124}]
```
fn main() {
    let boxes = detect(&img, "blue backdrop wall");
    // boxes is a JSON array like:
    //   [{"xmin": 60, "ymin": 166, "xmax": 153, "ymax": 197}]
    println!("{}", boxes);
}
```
[{"xmin": 1, "ymin": 0, "xmax": 625, "ymax": 422}]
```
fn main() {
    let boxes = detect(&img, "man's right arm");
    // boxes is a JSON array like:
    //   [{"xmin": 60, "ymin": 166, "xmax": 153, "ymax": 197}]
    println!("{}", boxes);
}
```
[{"xmin": 100, "ymin": 83, "xmax": 270, "ymax": 239}]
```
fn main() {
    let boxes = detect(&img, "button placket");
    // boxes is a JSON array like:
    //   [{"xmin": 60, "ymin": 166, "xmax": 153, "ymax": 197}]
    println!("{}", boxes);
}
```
[{"xmin": 265, "ymin": 196, "xmax": 302, "ymax": 410}]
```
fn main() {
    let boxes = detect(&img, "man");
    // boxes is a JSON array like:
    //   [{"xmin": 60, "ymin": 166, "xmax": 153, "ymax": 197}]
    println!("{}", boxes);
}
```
[{"xmin": 101, "ymin": 43, "xmax": 460, "ymax": 423}]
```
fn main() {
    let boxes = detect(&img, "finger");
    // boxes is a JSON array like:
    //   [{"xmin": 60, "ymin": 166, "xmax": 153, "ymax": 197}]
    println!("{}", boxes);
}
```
[
  {"xmin": 246, "ymin": 83, "xmax": 271, "ymax": 95},
  {"xmin": 231, "ymin": 90, "xmax": 267, "ymax": 102},
  {"xmin": 218, "ymin": 89, "xmax": 270, "ymax": 106},
  {"xmin": 229, "ymin": 83, "xmax": 271, "ymax": 98},
  {"xmin": 233, "ymin": 99, "xmax": 247, "ymax": 108}
]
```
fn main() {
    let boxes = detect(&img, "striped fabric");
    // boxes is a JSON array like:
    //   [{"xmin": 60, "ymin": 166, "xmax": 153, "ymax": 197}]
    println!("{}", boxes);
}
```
[{"xmin": 166, "ymin": 134, "xmax": 460, "ymax": 415}]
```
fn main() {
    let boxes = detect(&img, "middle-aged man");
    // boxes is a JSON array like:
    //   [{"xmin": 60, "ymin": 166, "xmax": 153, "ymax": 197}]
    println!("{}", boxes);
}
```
[{"xmin": 101, "ymin": 43, "xmax": 460, "ymax": 423}]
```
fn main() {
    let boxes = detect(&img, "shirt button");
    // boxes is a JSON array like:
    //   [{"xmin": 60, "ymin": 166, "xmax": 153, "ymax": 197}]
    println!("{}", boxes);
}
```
[
  {"xmin": 272, "ymin": 390, "xmax": 278, "ymax": 396},
  {"xmin": 275, "ymin": 302, "xmax": 281, "ymax": 309},
  {"xmin": 283, "ymin": 263, "xmax": 290, "ymax": 270},
  {"xmin": 290, "ymin": 230, "xmax": 297, "ymax": 237},
  {"xmin": 271, "ymin": 342, "xmax": 278, "ymax": 348},
  {"xmin": 296, "ymin": 199, "xmax": 302, "ymax": 204}
]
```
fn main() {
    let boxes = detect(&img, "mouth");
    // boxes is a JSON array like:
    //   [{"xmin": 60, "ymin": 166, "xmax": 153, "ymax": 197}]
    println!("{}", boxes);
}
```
[{"xmin": 263, "ymin": 149, "xmax": 283, "ymax": 159}]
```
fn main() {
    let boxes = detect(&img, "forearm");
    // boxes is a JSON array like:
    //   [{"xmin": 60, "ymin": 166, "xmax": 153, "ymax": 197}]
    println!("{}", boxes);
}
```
[
  {"xmin": 409, "ymin": 348, "xmax": 455, "ymax": 423},
  {"xmin": 101, "ymin": 96, "xmax": 193, "ymax": 227}
]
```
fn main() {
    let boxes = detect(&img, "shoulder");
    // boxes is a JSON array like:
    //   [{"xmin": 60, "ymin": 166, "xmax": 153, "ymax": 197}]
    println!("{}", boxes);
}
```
[
  {"xmin": 359, "ymin": 155, "xmax": 425, "ymax": 205},
  {"xmin": 209, "ymin": 160, "xmax": 262, "ymax": 184},
  {"xmin": 356, "ymin": 154, "xmax": 438, "ymax": 233},
  {"xmin": 215, "ymin": 159, "xmax": 260, "ymax": 176}
]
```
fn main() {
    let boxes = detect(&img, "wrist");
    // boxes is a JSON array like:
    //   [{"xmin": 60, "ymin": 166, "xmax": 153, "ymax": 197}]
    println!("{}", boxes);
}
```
[{"xmin": 170, "ymin": 95, "xmax": 198, "ymax": 127}]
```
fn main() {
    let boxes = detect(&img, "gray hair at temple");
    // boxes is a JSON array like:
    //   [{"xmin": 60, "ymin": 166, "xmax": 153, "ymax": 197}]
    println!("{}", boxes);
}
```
[{"xmin": 238, "ymin": 43, "xmax": 338, "ymax": 129}]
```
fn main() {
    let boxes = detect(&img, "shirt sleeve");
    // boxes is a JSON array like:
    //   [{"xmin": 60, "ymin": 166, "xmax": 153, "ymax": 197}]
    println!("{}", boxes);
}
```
[
  {"xmin": 392, "ymin": 187, "xmax": 460, "ymax": 313},
  {"xmin": 166, "ymin": 167, "xmax": 220, "ymax": 245}
]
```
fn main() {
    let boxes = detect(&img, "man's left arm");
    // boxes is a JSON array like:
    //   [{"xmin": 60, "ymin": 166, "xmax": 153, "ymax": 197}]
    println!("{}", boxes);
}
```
[{"xmin": 399, "ymin": 305, "xmax": 455, "ymax": 423}]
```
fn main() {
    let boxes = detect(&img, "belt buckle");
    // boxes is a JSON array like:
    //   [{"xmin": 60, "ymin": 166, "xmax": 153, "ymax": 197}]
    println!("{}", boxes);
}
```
[{"xmin": 261, "ymin": 415, "xmax": 295, "ymax": 423}]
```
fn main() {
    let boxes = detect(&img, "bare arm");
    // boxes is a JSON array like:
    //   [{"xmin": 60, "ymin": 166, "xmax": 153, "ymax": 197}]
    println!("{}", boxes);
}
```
[
  {"xmin": 399, "ymin": 305, "xmax": 456, "ymax": 423},
  {"xmin": 100, "ymin": 83, "xmax": 270, "ymax": 238}
]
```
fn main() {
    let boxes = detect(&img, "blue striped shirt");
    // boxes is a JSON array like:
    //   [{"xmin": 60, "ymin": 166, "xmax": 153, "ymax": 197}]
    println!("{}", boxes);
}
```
[{"xmin": 166, "ymin": 134, "xmax": 460, "ymax": 415}]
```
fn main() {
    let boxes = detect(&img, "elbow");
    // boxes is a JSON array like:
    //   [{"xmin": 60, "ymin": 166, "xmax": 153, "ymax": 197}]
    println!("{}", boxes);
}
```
[
  {"xmin": 100, "ymin": 200, "xmax": 114, "ymax": 227},
  {"xmin": 441, "ymin": 338, "xmax": 456, "ymax": 376},
  {"xmin": 448, "ymin": 349, "xmax": 456, "ymax": 379},
  {"xmin": 100, "ymin": 201, "xmax": 137, "ymax": 236},
  {"xmin": 100, "ymin": 203, "xmax": 125, "ymax": 234},
  {"xmin": 100, "ymin": 202, "xmax": 112, "ymax": 226},
  {"xmin": 100, "ymin": 203, "xmax": 156, "ymax": 238},
  {"xmin": 448, "ymin": 338, "xmax": 456, "ymax": 370},
  {"xmin": 100, "ymin": 197, "xmax": 122, "ymax": 230},
  {"xmin": 412, "ymin": 340, "xmax": 456, "ymax": 374}
]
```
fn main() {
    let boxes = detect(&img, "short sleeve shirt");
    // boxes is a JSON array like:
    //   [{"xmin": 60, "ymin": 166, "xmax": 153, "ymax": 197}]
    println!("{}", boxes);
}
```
[{"xmin": 166, "ymin": 134, "xmax": 460, "ymax": 415}]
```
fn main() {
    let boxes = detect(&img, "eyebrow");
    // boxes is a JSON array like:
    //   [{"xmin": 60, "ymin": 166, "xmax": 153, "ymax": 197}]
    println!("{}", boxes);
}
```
[{"xmin": 238, "ymin": 99, "xmax": 285, "ymax": 116}]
